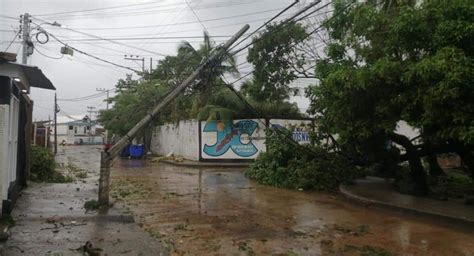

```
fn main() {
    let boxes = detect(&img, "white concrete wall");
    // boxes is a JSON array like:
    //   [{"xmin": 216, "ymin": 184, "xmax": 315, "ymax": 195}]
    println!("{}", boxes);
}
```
[
  {"xmin": 150, "ymin": 120, "xmax": 199, "ymax": 160},
  {"xmin": 0, "ymin": 105, "xmax": 8, "ymax": 211}
]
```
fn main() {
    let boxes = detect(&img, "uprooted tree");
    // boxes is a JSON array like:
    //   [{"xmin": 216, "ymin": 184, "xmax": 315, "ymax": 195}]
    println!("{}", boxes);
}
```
[{"xmin": 307, "ymin": 0, "xmax": 474, "ymax": 194}]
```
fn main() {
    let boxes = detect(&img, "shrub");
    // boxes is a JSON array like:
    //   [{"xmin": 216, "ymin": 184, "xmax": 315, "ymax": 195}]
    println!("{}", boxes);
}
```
[
  {"xmin": 246, "ymin": 128, "xmax": 357, "ymax": 191},
  {"xmin": 30, "ymin": 146, "xmax": 72, "ymax": 183}
]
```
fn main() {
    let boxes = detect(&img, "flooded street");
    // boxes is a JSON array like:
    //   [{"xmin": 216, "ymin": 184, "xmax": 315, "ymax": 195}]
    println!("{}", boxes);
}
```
[{"xmin": 111, "ymin": 159, "xmax": 474, "ymax": 255}]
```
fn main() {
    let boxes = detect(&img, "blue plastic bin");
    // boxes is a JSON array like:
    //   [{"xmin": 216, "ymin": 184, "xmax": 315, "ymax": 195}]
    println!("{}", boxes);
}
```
[{"xmin": 129, "ymin": 144, "xmax": 145, "ymax": 158}]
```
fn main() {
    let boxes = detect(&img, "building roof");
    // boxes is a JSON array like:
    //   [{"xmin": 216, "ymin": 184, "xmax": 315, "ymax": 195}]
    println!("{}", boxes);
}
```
[
  {"xmin": 0, "ymin": 60, "xmax": 55, "ymax": 91},
  {"xmin": 56, "ymin": 115, "xmax": 92, "ymax": 125}
]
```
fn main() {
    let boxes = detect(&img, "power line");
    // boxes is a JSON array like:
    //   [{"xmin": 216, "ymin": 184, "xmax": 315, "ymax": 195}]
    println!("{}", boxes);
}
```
[
  {"xmin": 34, "ymin": 8, "xmax": 287, "ymax": 31},
  {"xmin": 44, "ymin": 12, "xmax": 293, "ymax": 33},
  {"xmin": 31, "ymin": 17, "xmax": 168, "ymax": 57},
  {"xmin": 0, "ymin": 15, "xmax": 18, "ymax": 20},
  {"xmin": 58, "ymin": 89, "xmax": 114, "ymax": 102},
  {"xmin": 34, "ymin": 1, "xmax": 182, "ymax": 17},
  {"xmin": 34, "ymin": 45, "xmax": 64, "ymax": 59},
  {"xmin": 185, "ymin": 0, "xmax": 208, "ymax": 33},
  {"xmin": 229, "ymin": 0, "xmax": 300, "ymax": 52},
  {"xmin": 4, "ymin": 30, "xmax": 20, "ymax": 51},
  {"xmin": 44, "ymin": 30, "xmax": 140, "ymax": 73},
  {"xmin": 231, "ymin": 0, "xmax": 324, "ymax": 56},
  {"xmin": 52, "ymin": 35, "xmax": 245, "ymax": 42},
  {"xmin": 44, "ymin": 1, "xmax": 258, "ymax": 20}
]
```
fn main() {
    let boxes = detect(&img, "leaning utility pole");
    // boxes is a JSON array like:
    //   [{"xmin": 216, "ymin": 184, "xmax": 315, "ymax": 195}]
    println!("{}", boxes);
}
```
[
  {"xmin": 98, "ymin": 24, "xmax": 250, "ymax": 205},
  {"xmin": 21, "ymin": 13, "xmax": 31, "ymax": 64}
]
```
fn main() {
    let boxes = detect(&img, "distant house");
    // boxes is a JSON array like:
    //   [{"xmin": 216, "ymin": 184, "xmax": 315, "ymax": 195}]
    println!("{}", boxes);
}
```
[
  {"xmin": 32, "ymin": 120, "xmax": 51, "ymax": 148},
  {"xmin": 50, "ymin": 115, "xmax": 103, "ymax": 145},
  {"xmin": 0, "ymin": 54, "xmax": 55, "ymax": 214}
]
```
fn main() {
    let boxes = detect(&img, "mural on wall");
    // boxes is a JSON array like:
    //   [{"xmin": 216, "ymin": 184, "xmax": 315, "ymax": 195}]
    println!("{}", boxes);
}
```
[
  {"xmin": 201, "ymin": 119, "xmax": 265, "ymax": 159},
  {"xmin": 269, "ymin": 119, "xmax": 313, "ymax": 144},
  {"xmin": 200, "ymin": 119, "xmax": 313, "ymax": 160}
]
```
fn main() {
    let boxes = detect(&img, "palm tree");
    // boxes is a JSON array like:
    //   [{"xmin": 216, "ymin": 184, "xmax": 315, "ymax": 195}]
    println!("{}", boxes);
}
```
[{"xmin": 178, "ymin": 31, "xmax": 239, "ymax": 114}]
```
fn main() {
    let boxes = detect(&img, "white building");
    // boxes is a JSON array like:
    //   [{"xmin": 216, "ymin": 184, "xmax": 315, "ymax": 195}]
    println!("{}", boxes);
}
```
[
  {"xmin": 51, "ymin": 115, "xmax": 103, "ymax": 145},
  {"xmin": 0, "ymin": 55, "xmax": 55, "ymax": 214}
]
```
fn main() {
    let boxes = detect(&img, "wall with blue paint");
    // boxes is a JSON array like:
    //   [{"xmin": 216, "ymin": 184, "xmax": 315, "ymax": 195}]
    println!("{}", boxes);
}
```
[
  {"xmin": 200, "ymin": 119, "xmax": 266, "ymax": 160},
  {"xmin": 151, "ymin": 118, "xmax": 314, "ymax": 161}
]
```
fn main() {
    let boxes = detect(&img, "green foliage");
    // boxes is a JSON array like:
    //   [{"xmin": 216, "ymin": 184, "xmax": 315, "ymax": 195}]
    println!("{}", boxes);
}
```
[
  {"xmin": 307, "ymin": 0, "xmax": 474, "ymax": 188},
  {"xmin": 30, "ymin": 146, "xmax": 72, "ymax": 183},
  {"xmin": 246, "ymin": 129, "xmax": 356, "ymax": 191},
  {"xmin": 84, "ymin": 200, "xmax": 100, "ymax": 211},
  {"xmin": 245, "ymin": 22, "xmax": 307, "ymax": 102},
  {"xmin": 0, "ymin": 215, "xmax": 15, "ymax": 227},
  {"xmin": 98, "ymin": 80, "xmax": 171, "ymax": 136},
  {"xmin": 99, "ymin": 32, "xmax": 243, "ymax": 134}
]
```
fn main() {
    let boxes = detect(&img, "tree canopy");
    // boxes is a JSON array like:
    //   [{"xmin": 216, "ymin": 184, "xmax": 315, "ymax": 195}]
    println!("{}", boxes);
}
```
[
  {"xmin": 243, "ymin": 21, "xmax": 308, "ymax": 102},
  {"xmin": 308, "ymin": 0, "xmax": 474, "ymax": 193}
]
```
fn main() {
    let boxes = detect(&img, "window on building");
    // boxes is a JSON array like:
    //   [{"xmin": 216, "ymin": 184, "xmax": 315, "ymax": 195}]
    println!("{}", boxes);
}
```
[
  {"xmin": 87, "ymin": 126, "xmax": 90, "ymax": 130},
  {"xmin": 69, "ymin": 125, "xmax": 73, "ymax": 130},
  {"xmin": 84, "ymin": 127, "xmax": 86, "ymax": 133},
  {"xmin": 74, "ymin": 127, "xmax": 77, "ymax": 134}
]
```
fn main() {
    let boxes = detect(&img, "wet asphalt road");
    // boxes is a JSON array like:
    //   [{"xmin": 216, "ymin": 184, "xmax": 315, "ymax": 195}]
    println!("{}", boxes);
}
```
[{"xmin": 111, "ymin": 158, "xmax": 474, "ymax": 256}]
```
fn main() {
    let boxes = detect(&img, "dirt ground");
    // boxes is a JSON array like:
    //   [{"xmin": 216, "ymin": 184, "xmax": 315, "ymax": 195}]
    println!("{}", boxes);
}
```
[{"xmin": 111, "ymin": 159, "xmax": 474, "ymax": 256}]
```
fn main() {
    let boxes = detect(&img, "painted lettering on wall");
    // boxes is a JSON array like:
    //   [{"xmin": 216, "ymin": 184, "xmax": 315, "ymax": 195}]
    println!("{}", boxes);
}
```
[{"xmin": 203, "ymin": 120, "xmax": 258, "ymax": 157}]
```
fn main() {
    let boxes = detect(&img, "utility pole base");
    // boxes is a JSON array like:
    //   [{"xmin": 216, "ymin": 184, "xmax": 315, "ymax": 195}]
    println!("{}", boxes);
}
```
[{"xmin": 98, "ymin": 151, "xmax": 111, "ymax": 205}]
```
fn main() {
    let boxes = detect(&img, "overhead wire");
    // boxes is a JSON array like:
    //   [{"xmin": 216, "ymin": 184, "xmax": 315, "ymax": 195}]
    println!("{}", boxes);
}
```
[
  {"xmin": 4, "ymin": 29, "xmax": 20, "ymax": 51},
  {"xmin": 30, "ymin": 16, "xmax": 168, "ymax": 57},
  {"xmin": 53, "ymin": 35, "xmax": 245, "ymax": 42},
  {"xmin": 45, "ymin": 1, "xmax": 259, "ymax": 20},
  {"xmin": 34, "ymin": 1, "xmax": 184, "ymax": 17},
  {"xmin": 35, "ymin": 8, "xmax": 289, "ymax": 31},
  {"xmin": 42, "ymin": 29, "xmax": 140, "ymax": 73},
  {"xmin": 231, "ymin": 0, "xmax": 325, "ymax": 56},
  {"xmin": 58, "ymin": 89, "xmax": 115, "ymax": 102},
  {"xmin": 33, "ymin": 44, "xmax": 64, "ymax": 59},
  {"xmin": 185, "ymin": 0, "xmax": 208, "ymax": 33},
  {"xmin": 228, "ymin": 0, "xmax": 300, "ymax": 52}
]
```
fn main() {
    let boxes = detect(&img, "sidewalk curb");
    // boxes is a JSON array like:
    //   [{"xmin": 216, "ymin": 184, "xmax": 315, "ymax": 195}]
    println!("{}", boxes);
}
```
[
  {"xmin": 339, "ymin": 185, "xmax": 474, "ymax": 227},
  {"xmin": 159, "ymin": 159, "xmax": 251, "ymax": 168}
]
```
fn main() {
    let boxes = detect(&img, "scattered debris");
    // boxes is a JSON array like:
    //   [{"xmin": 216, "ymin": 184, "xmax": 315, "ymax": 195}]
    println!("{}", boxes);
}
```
[{"xmin": 70, "ymin": 241, "xmax": 103, "ymax": 256}]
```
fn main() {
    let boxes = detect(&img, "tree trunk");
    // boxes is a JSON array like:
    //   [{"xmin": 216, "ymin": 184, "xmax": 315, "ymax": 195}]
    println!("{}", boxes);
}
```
[
  {"xmin": 390, "ymin": 132, "xmax": 429, "ymax": 195},
  {"xmin": 427, "ymin": 154, "xmax": 444, "ymax": 177},
  {"xmin": 456, "ymin": 144, "xmax": 474, "ymax": 179}
]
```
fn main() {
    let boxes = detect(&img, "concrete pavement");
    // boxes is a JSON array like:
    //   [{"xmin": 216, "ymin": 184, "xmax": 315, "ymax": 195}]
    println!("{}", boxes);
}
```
[{"xmin": 0, "ymin": 145, "xmax": 166, "ymax": 256}]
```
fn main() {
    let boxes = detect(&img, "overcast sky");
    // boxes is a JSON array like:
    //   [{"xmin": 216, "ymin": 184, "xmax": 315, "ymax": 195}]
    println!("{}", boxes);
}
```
[{"xmin": 1, "ymin": 0, "xmax": 326, "ymax": 121}]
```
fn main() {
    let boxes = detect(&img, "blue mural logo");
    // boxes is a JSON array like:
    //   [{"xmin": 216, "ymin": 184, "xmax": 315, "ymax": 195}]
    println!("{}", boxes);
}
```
[{"xmin": 203, "ymin": 120, "xmax": 258, "ymax": 157}]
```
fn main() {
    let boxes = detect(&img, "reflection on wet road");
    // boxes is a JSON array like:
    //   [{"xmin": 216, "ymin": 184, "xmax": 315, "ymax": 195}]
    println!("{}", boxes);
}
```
[{"xmin": 111, "ymin": 159, "xmax": 474, "ymax": 255}]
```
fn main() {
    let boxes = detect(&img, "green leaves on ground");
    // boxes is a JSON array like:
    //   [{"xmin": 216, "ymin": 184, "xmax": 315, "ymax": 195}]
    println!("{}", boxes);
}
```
[
  {"xmin": 30, "ymin": 146, "xmax": 72, "ymax": 183},
  {"xmin": 246, "ymin": 129, "xmax": 357, "ymax": 191}
]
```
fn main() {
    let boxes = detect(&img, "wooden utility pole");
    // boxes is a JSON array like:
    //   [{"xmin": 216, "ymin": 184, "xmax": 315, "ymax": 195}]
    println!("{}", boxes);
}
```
[
  {"xmin": 98, "ymin": 24, "xmax": 250, "ymax": 205},
  {"xmin": 54, "ymin": 93, "xmax": 58, "ymax": 154},
  {"xmin": 96, "ymin": 88, "xmax": 110, "ymax": 110}
]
